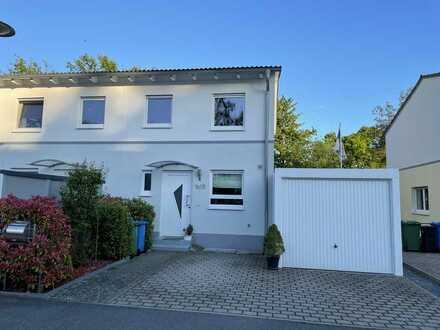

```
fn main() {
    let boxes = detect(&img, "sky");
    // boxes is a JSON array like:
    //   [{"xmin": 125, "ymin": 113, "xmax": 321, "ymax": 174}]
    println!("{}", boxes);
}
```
[{"xmin": 1, "ymin": 0, "xmax": 440, "ymax": 136}]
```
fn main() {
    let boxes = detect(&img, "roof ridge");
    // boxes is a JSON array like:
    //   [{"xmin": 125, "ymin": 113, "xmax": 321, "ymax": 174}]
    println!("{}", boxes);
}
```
[{"xmin": 1, "ymin": 65, "xmax": 281, "ymax": 78}]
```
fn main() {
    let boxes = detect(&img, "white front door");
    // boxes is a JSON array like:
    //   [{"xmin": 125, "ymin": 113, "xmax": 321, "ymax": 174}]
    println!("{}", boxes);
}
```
[{"xmin": 160, "ymin": 171, "xmax": 192, "ymax": 237}]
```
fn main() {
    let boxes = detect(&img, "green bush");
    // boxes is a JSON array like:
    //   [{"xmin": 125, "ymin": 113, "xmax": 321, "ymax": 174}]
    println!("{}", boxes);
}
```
[
  {"xmin": 263, "ymin": 224, "xmax": 285, "ymax": 257},
  {"xmin": 60, "ymin": 162, "xmax": 105, "ymax": 265},
  {"xmin": 124, "ymin": 198, "xmax": 155, "ymax": 250},
  {"xmin": 96, "ymin": 197, "xmax": 134, "ymax": 260}
]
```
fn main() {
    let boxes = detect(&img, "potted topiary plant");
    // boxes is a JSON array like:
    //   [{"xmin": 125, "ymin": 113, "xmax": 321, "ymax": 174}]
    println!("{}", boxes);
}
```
[
  {"xmin": 184, "ymin": 224, "xmax": 193, "ymax": 241},
  {"xmin": 264, "ymin": 224, "xmax": 285, "ymax": 270}
]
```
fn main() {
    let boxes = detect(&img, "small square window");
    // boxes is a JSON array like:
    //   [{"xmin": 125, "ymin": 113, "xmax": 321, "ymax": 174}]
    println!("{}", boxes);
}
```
[
  {"xmin": 18, "ymin": 100, "xmax": 43, "ymax": 129},
  {"xmin": 145, "ymin": 96, "xmax": 172, "ymax": 127},
  {"xmin": 213, "ymin": 94, "xmax": 244, "ymax": 129},
  {"xmin": 209, "ymin": 171, "xmax": 244, "ymax": 210},
  {"xmin": 141, "ymin": 171, "xmax": 152, "ymax": 196},
  {"xmin": 80, "ymin": 97, "xmax": 105, "ymax": 128},
  {"xmin": 412, "ymin": 186, "xmax": 429, "ymax": 214}
]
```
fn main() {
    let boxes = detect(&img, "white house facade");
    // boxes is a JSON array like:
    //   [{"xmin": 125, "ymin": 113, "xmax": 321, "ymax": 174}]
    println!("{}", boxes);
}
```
[
  {"xmin": 386, "ymin": 73, "xmax": 440, "ymax": 223},
  {"xmin": 0, "ymin": 66, "xmax": 281, "ymax": 252}
]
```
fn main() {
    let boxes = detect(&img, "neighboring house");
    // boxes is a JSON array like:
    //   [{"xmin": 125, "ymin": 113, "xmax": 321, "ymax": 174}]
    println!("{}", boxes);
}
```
[
  {"xmin": 386, "ymin": 72, "xmax": 440, "ymax": 223},
  {"xmin": 0, "ymin": 66, "xmax": 281, "ymax": 252}
]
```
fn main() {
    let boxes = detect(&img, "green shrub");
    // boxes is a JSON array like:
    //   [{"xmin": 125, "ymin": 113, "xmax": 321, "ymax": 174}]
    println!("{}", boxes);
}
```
[
  {"xmin": 263, "ymin": 224, "xmax": 285, "ymax": 257},
  {"xmin": 124, "ymin": 198, "xmax": 155, "ymax": 250},
  {"xmin": 96, "ymin": 197, "xmax": 133, "ymax": 260},
  {"xmin": 60, "ymin": 162, "xmax": 105, "ymax": 265}
]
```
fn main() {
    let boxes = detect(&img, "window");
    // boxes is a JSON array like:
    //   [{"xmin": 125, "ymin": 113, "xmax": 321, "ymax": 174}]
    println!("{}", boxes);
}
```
[
  {"xmin": 79, "ymin": 97, "xmax": 105, "ymax": 128},
  {"xmin": 140, "ymin": 171, "xmax": 152, "ymax": 196},
  {"xmin": 209, "ymin": 171, "xmax": 243, "ymax": 210},
  {"xmin": 17, "ymin": 99, "xmax": 44, "ymax": 130},
  {"xmin": 412, "ymin": 186, "xmax": 429, "ymax": 214},
  {"xmin": 145, "ymin": 95, "xmax": 172, "ymax": 127},
  {"xmin": 213, "ymin": 94, "xmax": 245, "ymax": 130}
]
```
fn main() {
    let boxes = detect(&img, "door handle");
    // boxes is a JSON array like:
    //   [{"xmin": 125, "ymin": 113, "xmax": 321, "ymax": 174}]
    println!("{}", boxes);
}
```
[{"xmin": 185, "ymin": 195, "xmax": 191, "ymax": 208}]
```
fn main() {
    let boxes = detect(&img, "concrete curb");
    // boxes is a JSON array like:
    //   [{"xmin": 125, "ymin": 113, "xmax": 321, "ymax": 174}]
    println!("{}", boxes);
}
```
[
  {"xmin": 403, "ymin": 262, "xmax": 440, "ymax": 285},
  {"xmin": 0, "ymin": 257, "xmax": 130, "ymax": 299}
]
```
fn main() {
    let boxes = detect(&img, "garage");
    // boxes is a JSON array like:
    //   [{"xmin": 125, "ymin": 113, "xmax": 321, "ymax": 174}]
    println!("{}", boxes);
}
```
[{"xmin": 274, "ymin": 169, "xmax": 403, "ymax": 275}]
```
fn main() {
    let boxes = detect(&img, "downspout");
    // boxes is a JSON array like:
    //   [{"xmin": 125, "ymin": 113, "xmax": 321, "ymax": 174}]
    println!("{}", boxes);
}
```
[{"xmin": 264, "ymin": 69, "xmax": 271, "ymax": 233}]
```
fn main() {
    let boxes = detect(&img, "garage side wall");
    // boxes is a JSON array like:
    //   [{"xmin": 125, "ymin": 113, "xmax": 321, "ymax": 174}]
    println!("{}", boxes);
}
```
[{"xmin": 274, "ymin": 169, "xmax": 403, "ymax": 276}]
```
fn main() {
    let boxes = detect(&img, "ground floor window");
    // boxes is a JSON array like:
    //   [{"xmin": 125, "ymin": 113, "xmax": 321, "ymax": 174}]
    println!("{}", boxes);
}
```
[
  {"xmin": 140, "ymin": 171, "xmax": 152, "ymax": 196},
  {"xmin": 209, "ymin": 171, "xmax": 243, "ymax": 210},
  {"xmin": 412, "ymin": 186, "xmax": 429, "ymax": 214}
]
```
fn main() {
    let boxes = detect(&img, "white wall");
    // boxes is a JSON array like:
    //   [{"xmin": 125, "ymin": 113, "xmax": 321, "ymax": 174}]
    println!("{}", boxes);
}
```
[
  {"xmin": 386, "ymin": 77, "xmax": 440, "ymax": 169},
  {"xmin": 0, "ymin": 142, "xmax": 266, "ymax": 237},
  {"xmin": 0, "ymin": 79, "xmax": 276, "ymax": 143},
  {"xmin": 0, "ymin": 75, "xmax": 278, "ymax": 243}
]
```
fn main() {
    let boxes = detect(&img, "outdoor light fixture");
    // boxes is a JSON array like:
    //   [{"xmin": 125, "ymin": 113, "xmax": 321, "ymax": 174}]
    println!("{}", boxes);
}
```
[{"xmin": 0, "ymin": 21, "xmax": 15, "ymax": 37}]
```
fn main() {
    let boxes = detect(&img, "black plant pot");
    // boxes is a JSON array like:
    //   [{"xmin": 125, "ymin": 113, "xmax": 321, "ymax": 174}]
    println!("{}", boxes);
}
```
[{"xmin": 266, "ymin": 256, "xmax": 280, "ymax": 270}]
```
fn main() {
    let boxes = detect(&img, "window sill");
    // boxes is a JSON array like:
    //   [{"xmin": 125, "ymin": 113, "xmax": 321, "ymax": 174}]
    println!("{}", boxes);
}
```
[
  {"xmin": 208, "ymin": 205, "xmax": 244, "ymax": 211},
  {"xmin": 12, "ymin": 128, "xmax": 42, "ymax": 133},
  {"xmin": 210, "ymin": 127, "xmax": 244, "ymax": 132},
  {"xmin": 412, "ymin": 210, "xmax": 430, "ymax": 216},
  {"xmin": 77, "ymin": 125, "xmax": 104, "ymax": 130},
  {"xmin": 139, "ymin": 192, "xmax": 152, "ymax": 197},
  {"xmin": 143, "ymin": 124, "xmax": 172, "ymax": 129}
]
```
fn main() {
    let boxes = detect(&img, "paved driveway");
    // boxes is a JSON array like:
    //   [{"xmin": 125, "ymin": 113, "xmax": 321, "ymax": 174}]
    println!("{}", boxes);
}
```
[
  {"xmin": 404, "ymin": 252, "xmax": 440, "ymax": 283},
  {"xmin": 48, "ymin": 252, "xmax": 440, "ymax": 329}
]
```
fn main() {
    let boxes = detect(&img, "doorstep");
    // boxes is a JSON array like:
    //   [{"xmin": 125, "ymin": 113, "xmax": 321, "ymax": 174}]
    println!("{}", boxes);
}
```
[{"xmin": 152, "ymin": 237, "xmax": 191, "ymax": 252}]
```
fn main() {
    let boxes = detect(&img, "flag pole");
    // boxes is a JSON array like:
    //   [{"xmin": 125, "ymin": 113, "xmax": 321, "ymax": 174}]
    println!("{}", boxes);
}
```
[{"xmin": 339, "ymin": 123, "xmax": 342, "ymax": 169}]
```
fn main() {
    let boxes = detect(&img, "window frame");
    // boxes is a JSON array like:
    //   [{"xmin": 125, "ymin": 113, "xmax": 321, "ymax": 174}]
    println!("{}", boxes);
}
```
[
  {"xmin": 140, "ymin": 170, "xmax": 152, "ymax": 197},
  {"xmin": 412, "ymin": 186, "xmax": 429, "ymax": 215},
  {"xmin": 14, "ymin": 97, "xmax": 44, "ymax": 133},
  {"xmin": 144, "ymin": 95, "xmax": 173, "ymax": 129},
  {"xmin": 211, "ymin": 93, "xmax": 245, "ymax": 131},
  {"xmin": 78, "ymin": 96, "xmax": 106, "ymax": 129},
  {"xmin": 209, "ymin": 170, "xmax": 244, "ymax": 210}
]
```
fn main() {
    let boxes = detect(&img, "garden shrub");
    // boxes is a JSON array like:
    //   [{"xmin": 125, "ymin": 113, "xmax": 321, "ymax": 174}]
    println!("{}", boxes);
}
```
[
  {"xmin": 124, "ymin": 198, "xmax": 155, "ymax": 250},
  {"xmin": 0, "ymin": 195, "xmax": 72, "ymax": 291},
  {"xmin": 263, "ymin": 224, "xmax": 285, "ymax": 257},
  {"xmin": 96, "ymin": 196, "xmax": 133, "ymax": 260},
  {"xmin": 60, "ymin": 162, "xmax": 105, "ymax": 265}
]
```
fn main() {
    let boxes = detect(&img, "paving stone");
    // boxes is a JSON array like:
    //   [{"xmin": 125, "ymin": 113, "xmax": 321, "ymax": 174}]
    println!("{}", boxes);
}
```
[{"xmin": 47, "ymin": 251, "xmax": 440, "ymax": 329}]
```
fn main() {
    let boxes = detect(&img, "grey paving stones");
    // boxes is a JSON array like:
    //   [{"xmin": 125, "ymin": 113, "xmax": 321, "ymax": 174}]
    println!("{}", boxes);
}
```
[{"xmin": 47, "ymin": 251, "xmax": 440, "ymax": 329}]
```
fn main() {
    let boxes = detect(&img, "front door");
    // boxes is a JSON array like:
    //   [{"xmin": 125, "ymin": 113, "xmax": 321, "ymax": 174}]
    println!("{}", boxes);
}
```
[{"xmin": 160, "ymin": 171, "xmax": 192, "ymax": 237}]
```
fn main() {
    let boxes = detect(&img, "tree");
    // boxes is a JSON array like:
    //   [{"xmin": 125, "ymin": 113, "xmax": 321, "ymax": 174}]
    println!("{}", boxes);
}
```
[
  {"xmin": 274, "ymin": 97, "xmax": 316, "ymax": 168},
  {"xmin": 8, "ymin": 56, "xmax": 47, "ymax": 75},
  {"xmin": 66, "ymin": 53, "xmax": 118, "ymax": 73},
  {"xmin": 373, "ymin": 88, "xmax": 412, "ymax": 134},
  {"xmin": 308, "ymin": 133, "xmax": 339, "ymax": 168},
  {"xmin": 343, "ymin": 126, "xmax": 384, "ymax": 168}
]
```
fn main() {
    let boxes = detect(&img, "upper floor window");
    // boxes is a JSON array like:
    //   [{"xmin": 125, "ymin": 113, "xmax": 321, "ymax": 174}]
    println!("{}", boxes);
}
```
[
  {"xmin": 79, "ymin": 97, "xmax": 105, "ymax": 129},
  {"xmin": 213, "ymin": 94, "xmax": 245, "ymax": 130},
  {"xmin": 17, "ymin": 99, "xmax": 44, "ymax": 130},
  {"xmin": 145, "ymin": 95, "xmax": 172, "ymax": 128},
  {"xmin": 412, "ymin": 186, "xmax": 429, "ymax": 214}
]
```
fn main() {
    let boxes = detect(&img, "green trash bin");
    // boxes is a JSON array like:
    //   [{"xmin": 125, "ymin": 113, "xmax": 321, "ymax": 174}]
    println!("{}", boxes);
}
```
[{"xmin": 401, "ymin": 221, "xmax": 421, "ymax": 251}]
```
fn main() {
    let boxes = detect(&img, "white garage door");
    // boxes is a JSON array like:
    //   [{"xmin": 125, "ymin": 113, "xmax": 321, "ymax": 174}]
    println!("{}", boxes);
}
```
[{"xmin": 274, "ymin": 169, "xmax": 402, "ymax": 275}]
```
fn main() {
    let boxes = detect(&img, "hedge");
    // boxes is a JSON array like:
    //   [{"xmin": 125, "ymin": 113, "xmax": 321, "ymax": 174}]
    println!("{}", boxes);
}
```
[
  {"xmin": 60, "ymin": 163, "xmax": 105, "ymax": 265},
  {"xmin": 96, "ymin": 196, "xmax": 134, "ymax": 260},
  {"xmin": 0, "ymin": 196, "xmax": 72, "ymax": 291}
]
